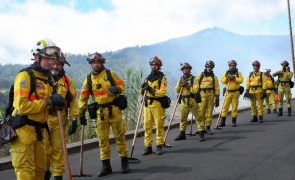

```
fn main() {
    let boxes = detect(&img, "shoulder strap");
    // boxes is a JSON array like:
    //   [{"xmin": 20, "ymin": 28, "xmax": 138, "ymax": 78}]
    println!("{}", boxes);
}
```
[
  {"xmin": 158, "ymin": 74, "xmax": 164, "ymax": 89},
  {"xmin": 26, "ymin": 69, "xmax": 37, "ymax": 99},
  {"xmin": 105, "ymin": 69, "xmax": 116, "ymax": 86},
  {"xmin": 260, "ymin": 72, "xmax": 263, "ymax": 84},
  {"xmin": 211, "ymin": 73, "xmax": 216, "ymax": 95},
  {"xmin": 87, "ymin": 73, "xmax": 93, "ymax": 95},
  {"xmin": 191, "ymin": 75, "xmax": 195, "ymax": 85}
]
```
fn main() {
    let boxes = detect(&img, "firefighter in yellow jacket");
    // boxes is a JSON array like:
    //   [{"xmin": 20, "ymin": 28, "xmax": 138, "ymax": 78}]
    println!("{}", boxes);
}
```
[
  {"xmin": 79, "ymin": 52, "xmax": 129, "ymax": 177},
  {"xmin": 46, "ymin": 53, "xmax": 79, "ymax": 180},
  {"xmin": 174, "ymin": 63, "xmax": 198, "ymax": 141},
  {"xmin": 273, "ymin": 60, "xmax": 294, "ymax": 116},
  {"xmin": 219, "ymin": 60, "xmax": 243, "ymax": 127},
  {"xmin": 194, "ymin": 60, "xmax": 220, "ymax": 141},
  {"xmin": 263, "ymin": 69, "xmax": 277, "ymax": 114},
  {"xmin": 141, "ymin": 56, "xmax": 168, "ymax": 155},
  {"xmin": 245, "ymin": 60, "xmax": 267, "ymax": 123},
  {"xmin": 10, "ymin": 39, "xmax": 65, "ymax": 180}
]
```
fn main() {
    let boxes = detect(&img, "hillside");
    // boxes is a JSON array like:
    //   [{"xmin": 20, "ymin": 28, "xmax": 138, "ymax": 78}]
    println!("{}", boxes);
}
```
[{"xmin": 0, "ymin": 27, "xmax": 292, "ymax": 91}]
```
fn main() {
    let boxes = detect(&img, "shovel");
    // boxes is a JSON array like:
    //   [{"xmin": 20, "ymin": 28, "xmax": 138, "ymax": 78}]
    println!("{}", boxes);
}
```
[{"xmin": 72, "ymin": 125, "xmax": 92, "ymax": 177}]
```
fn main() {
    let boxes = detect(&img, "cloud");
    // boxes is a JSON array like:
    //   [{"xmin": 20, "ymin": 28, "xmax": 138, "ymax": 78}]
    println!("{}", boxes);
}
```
[{"xmin": 0, "ymin": 0, "xmax": 292, "ymax": 64}]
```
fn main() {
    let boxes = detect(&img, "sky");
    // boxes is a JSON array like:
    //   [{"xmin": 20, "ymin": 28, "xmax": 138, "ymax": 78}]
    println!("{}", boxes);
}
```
[{"xmin": 0, "ymin": 0, "xmax": 294, "ymax": 64}]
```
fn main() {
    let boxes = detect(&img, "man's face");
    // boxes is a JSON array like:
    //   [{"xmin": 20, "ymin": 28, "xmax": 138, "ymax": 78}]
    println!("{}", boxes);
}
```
[
  {"xmin": 51, "ymin": 61, "xmax": 63, "ymax": 74},
  {"xmin": 229, "ymin": 65, "xmax": 236, "ymax": 70},
  {"xmin": 151, "ymin": 64, "xmax": 160, "ymax": 72},
  {"xmin": 206, "ymin": 66, "xmax": 213, "ymax": 73},
  {"xmin": 253, "ymin": 66, "xmax": 259, "ymax": 72},
  {"xmin": 91, "ymin": 60, "xmax": 104, "ymax": 72},
  {"xmin": 40, "ymin": 56, "xmax": 55, "ymax": 70},
  {"xmin": 182, "ymin": 68, "xmax": 190, "ymax": 75}
]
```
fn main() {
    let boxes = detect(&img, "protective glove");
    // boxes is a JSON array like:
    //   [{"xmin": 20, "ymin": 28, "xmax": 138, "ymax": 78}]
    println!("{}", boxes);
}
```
[
  {"xmin": 243, "ymin": 91, "xmax": 252, "ymax": 100},
  {"xmin": 214, "ymin": 96, "xmax": 219, "ymax": 107},
  {"xmin": 46, "ymin": 94, "xmax": 65, "ymax": 110},
  {"xmin": 80, "ymin": 116, "xmax": 87, "ymax": 126},
  {"xmin": 179, "ymin": 79, "xmax": 189, "ymax": 87},
  {"xmin": 108, "ymin": 86, "xmax": 122, "ymax": 95},
  {"xmin": 261, "ymin": 92, "xmax": 267, "ymax": 99},
  {"xmin": 227, "ymin": 75, "xmax": 236, "ymax": 81},
  {"xmin": 68, "ymin": 120, "xmax": 77, "ymax": 135},
  {"xmin": 141, "ymin": 82, "xmax": 155, "ymax": 95}
]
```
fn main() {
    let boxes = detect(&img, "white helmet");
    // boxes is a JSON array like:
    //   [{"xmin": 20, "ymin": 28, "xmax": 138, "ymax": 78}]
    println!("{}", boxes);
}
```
[{"xmin": 31, "ymin": 39, "xmax": 60, "ymax": 59}]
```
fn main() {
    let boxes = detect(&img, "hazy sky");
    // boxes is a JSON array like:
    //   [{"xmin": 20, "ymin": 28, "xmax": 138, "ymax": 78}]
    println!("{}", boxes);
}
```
[{"xmin": 0, "ymin": 0, "xmax": 294, "ymax": 64}]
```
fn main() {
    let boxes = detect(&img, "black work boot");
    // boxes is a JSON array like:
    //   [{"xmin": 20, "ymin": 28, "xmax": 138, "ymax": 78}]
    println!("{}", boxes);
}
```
[
  {"xmin": 44, "ymin": 170, "xmax": 51, "ymax": 180},
  {"xmin": 288, "ymin": 108, "xmax": 291, "ymax": 116},
  {"xmin": 251, "ymin": 116, "xmax": 258, "ymax": 122},
  {"xmin": 174, "ymin": 131, "xmax": 186, "ymax": 141},
  {"xmin": 205, "ymin": 126, "xmax": 213, "ymax": 135},
  {"xmin": 273, "ymin": 109, "xmax": 277, "ymax": 114},
  {"xmin": 259, "ymin": 116, "xmax": 263, "ymax": 123},
  {"xmin": 121, "ymin": 157, "xmax": 130, "ymax": 174},
  {"xmin": 218, "ymin": 117, "xmax": 226, "ymax": 127},
  {"xmin": 232, "ymin": 117, "xmax": 237, "ymax": 127},
  {"xmin": 266, "ymin": 109, "xmax": 271, "ymax": 114},
  {"xmin": 156, "ymin": 145, "xmax": 164, "ymax": 155},
  {"xmin": 278, "ymin": 108, "xmax": 283, "ymax": 116},
  {"xmin": 142, "ymin": 146, "xmax": 153, "ymax": 155},
  {"xmin": 54, "ymin": 176, "xmax": 62, "ymax": 180},
  {"xmin": 199, "ymin": 131, "xmax": 205, "ymax": 142},
  {"xmin": 97, "ymin": 159, "xmax": 112, "ymax": 177}
]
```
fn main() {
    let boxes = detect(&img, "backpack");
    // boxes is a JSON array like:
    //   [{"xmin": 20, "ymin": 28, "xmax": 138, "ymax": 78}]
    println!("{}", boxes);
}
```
[
  {"xmin": 87, "ymin": 69, "xmax": 127, "ymax": 110},
  {"xmin": 5, "ymin": 68, "xmax": 37, "ymax": 119}
]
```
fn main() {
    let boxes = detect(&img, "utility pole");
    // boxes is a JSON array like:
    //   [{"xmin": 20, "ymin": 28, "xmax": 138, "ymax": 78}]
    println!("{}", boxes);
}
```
[{"xmin": 287, "ymin": 0, "xmax": 295, "ymax": 80}]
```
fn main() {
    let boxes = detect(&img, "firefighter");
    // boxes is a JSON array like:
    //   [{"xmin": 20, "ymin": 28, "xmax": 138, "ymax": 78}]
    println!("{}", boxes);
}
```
[
  {"xmin": 47, "ymin": 52, "xmax": 79, "ymax": 180},
  {"xmin": 141, "ymin": 56, "xmax": 168, "ymax": 155},
  {"xmin": 79, "ymin": 52, "xmax": 129, "ymax": 177},
  {"xmin": 245, "ymin": 60, "xmax": 267, "ymax": 123},
  {"xmin": 174, "ymin": 63, "xmax": 198, "ymax": 141},
  {"xmin": 263, "ymin": 69, "xmax": 277, "ymax": 114},
  {"xmin": 273, "ymin": 61, "xmax": 294, "ymax": 116},
  {"xmin": 194, "ymin": 60, "xmax": 220, "ymax": 141},
  {"xmin": 10, "ymin": 39, "xmax": 65, "ymax": 180},
  {"xmin": 219, "ymin": 60, "xmax": 243, "ymax": 127}
]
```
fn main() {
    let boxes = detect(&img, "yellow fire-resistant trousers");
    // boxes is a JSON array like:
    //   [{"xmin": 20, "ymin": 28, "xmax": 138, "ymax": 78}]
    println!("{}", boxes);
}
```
[
  {"xmin": 47, "ymin": 116, "xmax": 69, "ymax": 176},
  {"xmin": 198, "ymin": 92, "xmax": 215, "ymax": 129},
  {"xmin": 143, "ymin": 106, "xmax": 165, "ymax": 147},
  {"xmin": 278, "ymin": 87, "xmax": 292, "ymax": 108},
  {"xmin": 221, "ymin": 91, "xmax": 240, "ymax": 118},
  {"xmin": 179, "ymin": 99, "xmax": 199, "ymax": 132},
  {"xmin": 95, "ymin": 105, "xmax": 128, "ymax": 160},
  {"xmin": 265, "ymin": 91, "xmax": 277, "ymax": 110},
  {"xmin": 10, "ymin": 125, "xmax": 50, "ymax": 180},
  {"xmin": 250, "ymin": 93, "xmax": 264, "ymax": 116}
]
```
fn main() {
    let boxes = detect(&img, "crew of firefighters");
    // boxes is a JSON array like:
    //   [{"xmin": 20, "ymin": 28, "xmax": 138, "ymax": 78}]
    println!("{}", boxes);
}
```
[{"xmin": 5, "ymin": 39, "xmax": 294, "ymax": 179}]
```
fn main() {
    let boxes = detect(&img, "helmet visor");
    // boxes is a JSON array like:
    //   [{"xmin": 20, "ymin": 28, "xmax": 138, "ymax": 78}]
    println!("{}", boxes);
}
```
[{"xmin": 39, "ymin": 46, "xmax": 61, "ymax": 58}]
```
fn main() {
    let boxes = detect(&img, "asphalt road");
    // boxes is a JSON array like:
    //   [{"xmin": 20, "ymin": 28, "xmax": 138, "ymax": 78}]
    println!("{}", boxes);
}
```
[{"xmin": 1, "ymin": 100, "xmax": 295, "ymax": 180}]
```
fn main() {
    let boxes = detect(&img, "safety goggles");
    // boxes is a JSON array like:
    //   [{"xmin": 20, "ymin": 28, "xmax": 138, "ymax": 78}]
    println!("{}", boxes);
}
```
[{"xmin": 39, "ymin": 46, "xmax": 61, "ymax": 58}]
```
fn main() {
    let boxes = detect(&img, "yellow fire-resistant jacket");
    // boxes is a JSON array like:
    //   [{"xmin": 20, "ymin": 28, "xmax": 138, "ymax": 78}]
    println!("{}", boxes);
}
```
[
  {"xmin": 273, "ymin": 70, "xmax": 294, "ymax": 89},
  {"xmin": 141, "ymin": 75, "xmax": 167, "ymax": 108},
  {"xmin": 175, "ymin": 75, "xmax": 195, "ymax": 94},
  {"xmin": 48, "ymin": 75, "xmax": 79, "ymax": 124},
  {"xmin": 79, "ymin": 69, "xmax": 125, "ymax": 110},
  {"xmin": 221, "ymin": 71, "xmax": 243, "ymax": 90},
  {"xmin": 264, "ymin": 76, "xmax": 276, "ymax": 93},
  {"xmin": 246, "ymin": 71, "xmax": 267, "ymax": 93},
  {"xmin": 193, "ymin": 73, "xmax": 220, "ymax": 96},
  {"xmin": 12, "ymin": 70, "xmax": 52, "ymax": 123}
]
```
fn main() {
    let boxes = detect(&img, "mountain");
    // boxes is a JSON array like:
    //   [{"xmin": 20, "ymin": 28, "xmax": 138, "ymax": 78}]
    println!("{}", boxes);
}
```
[{"xmin": 0, "ymin": 27, "xmax": 293, "ymax": 91}]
